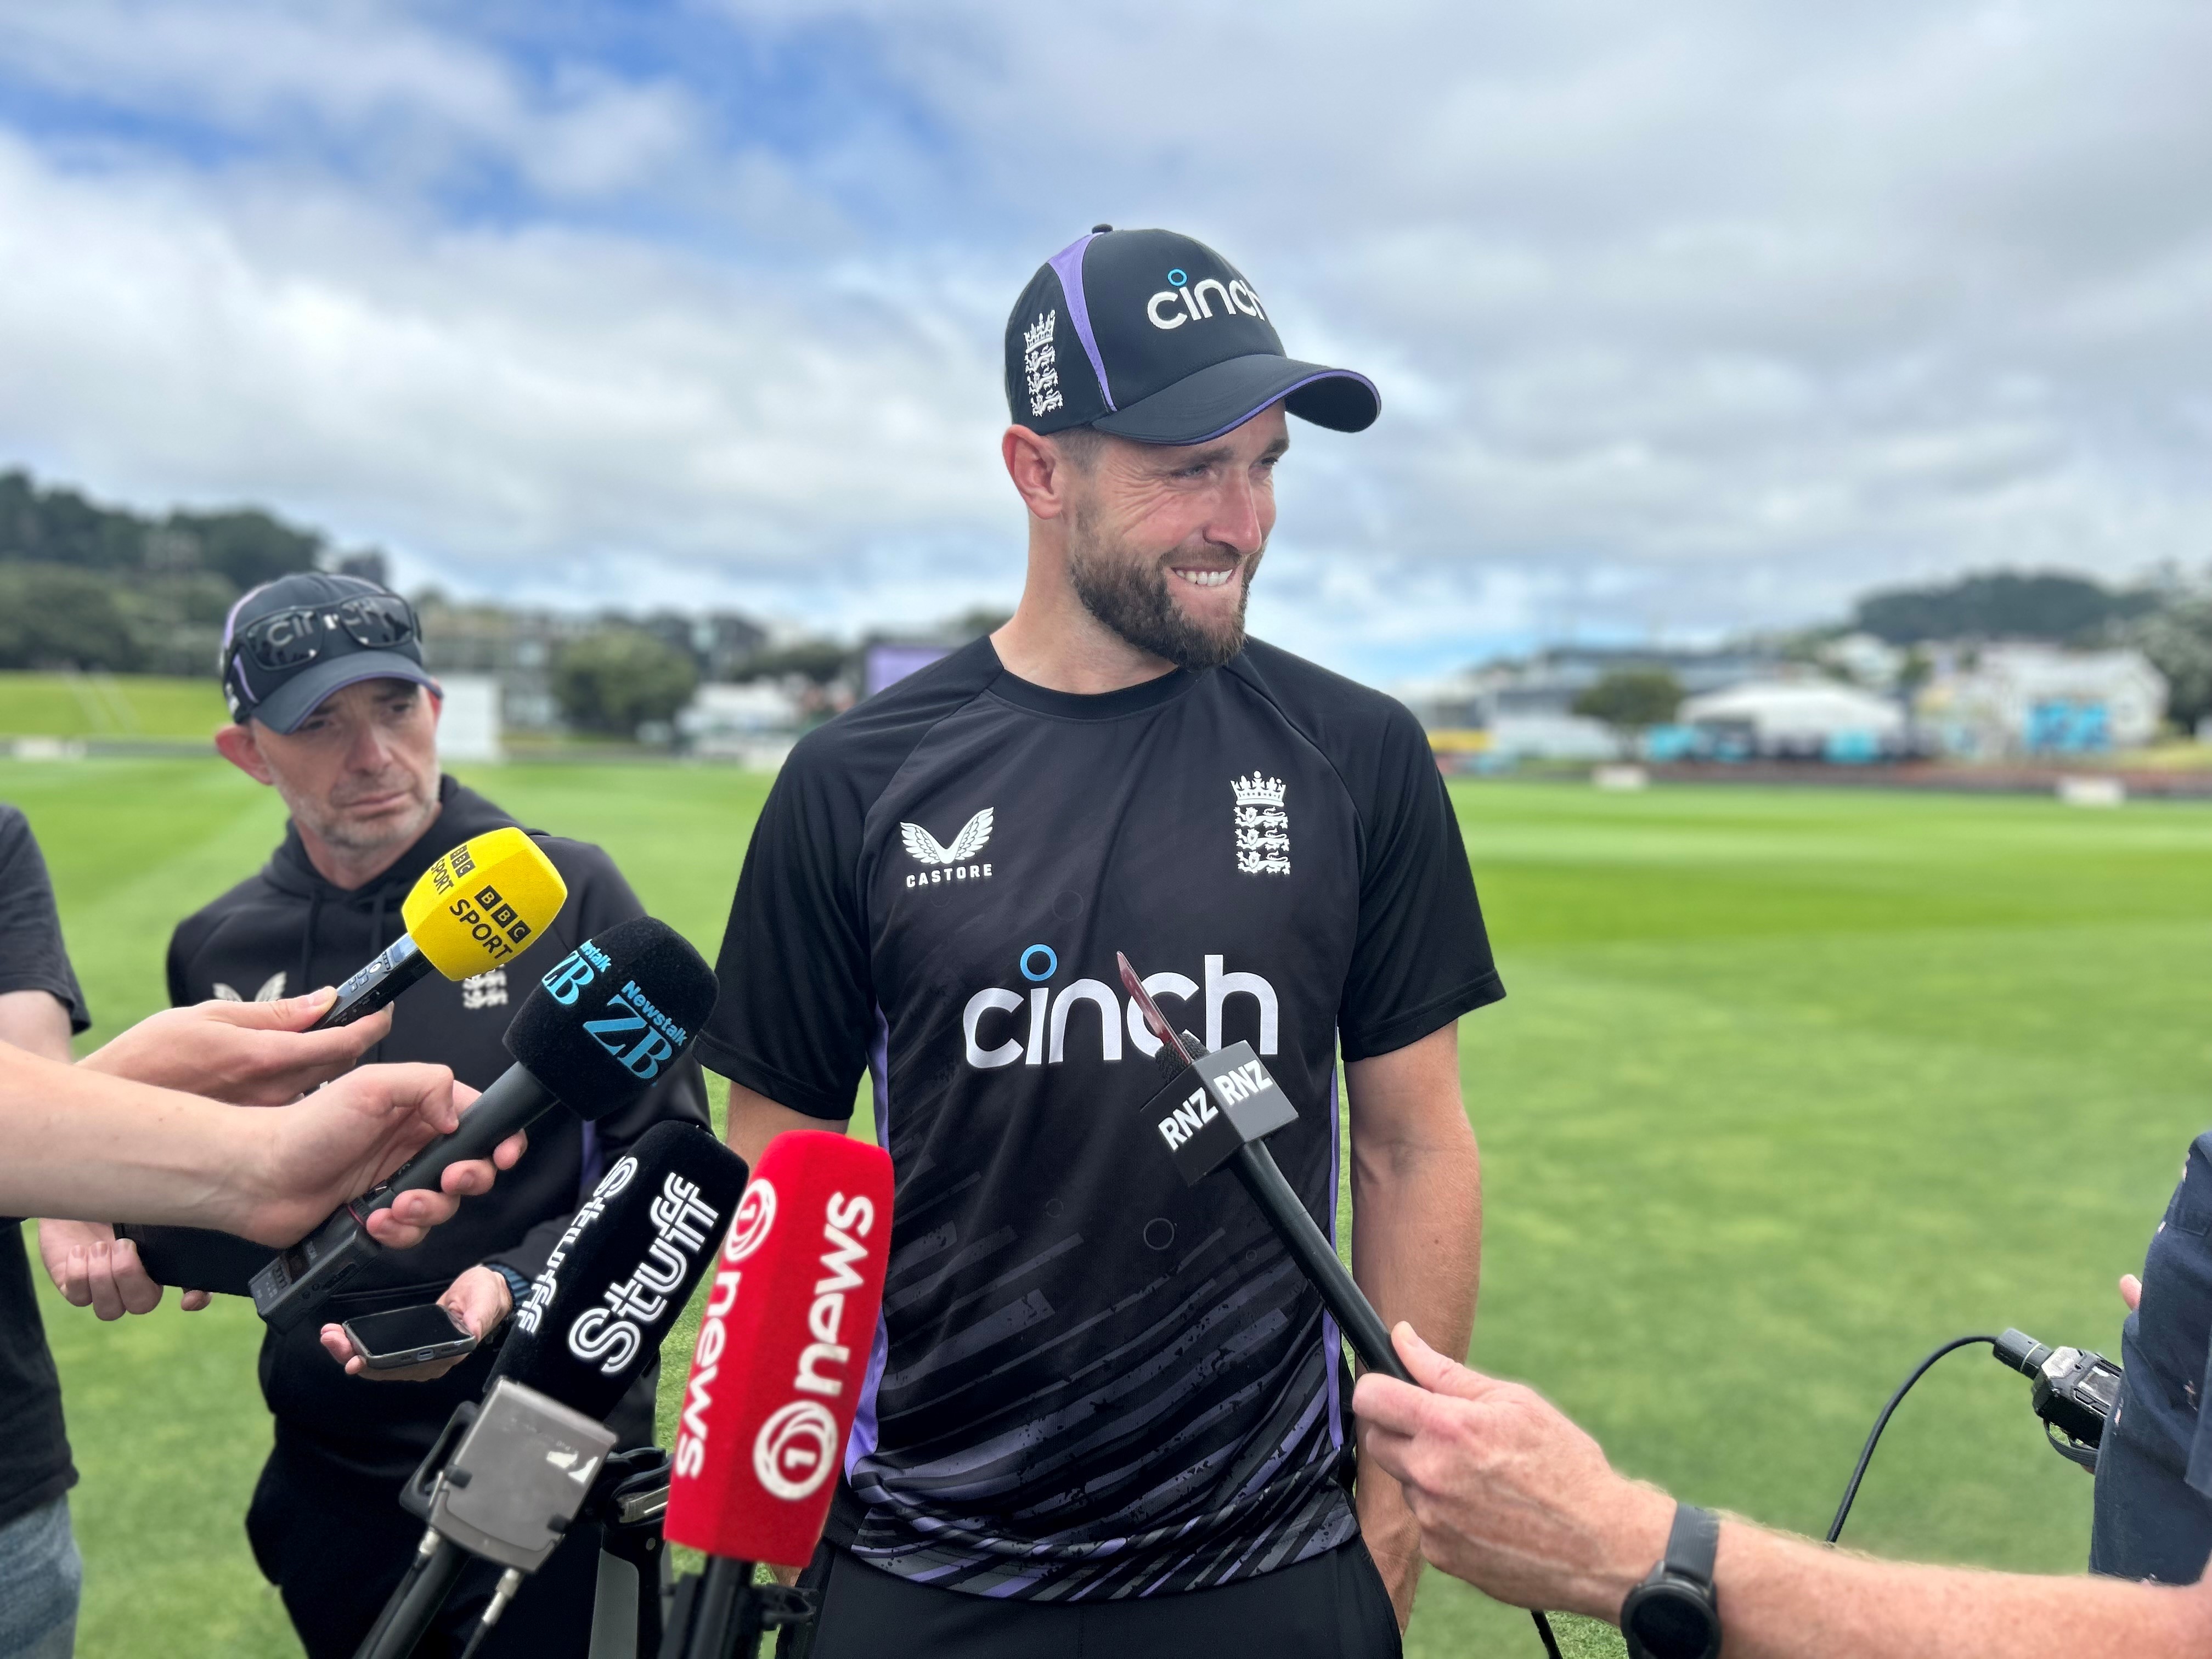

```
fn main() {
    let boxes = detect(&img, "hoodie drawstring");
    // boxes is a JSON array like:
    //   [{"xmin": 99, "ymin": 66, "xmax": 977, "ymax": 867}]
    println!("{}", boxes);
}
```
[{"xmin": 298, "ymin": 889, "xmax": 321, "ymax": 1013}]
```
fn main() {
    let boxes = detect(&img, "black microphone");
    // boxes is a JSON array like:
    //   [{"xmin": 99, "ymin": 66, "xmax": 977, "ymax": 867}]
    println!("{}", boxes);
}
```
[
  {"xmin": 1118, "ymin": 953, "xmax": 1565, "ymax": 1659},
  {"xmin": 254, "ymin": 916, "xmax": 718, "ymax": 1332},
  {"xmin": 358, "ymin": 1120, "xmax": 749, "ymax": 1659}
]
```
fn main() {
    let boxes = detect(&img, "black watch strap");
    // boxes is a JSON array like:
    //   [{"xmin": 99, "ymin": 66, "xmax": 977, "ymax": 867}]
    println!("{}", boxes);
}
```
[{"xmin": 1662, "ymin": 1502, "xmax": 1719, "ymax": 1587}]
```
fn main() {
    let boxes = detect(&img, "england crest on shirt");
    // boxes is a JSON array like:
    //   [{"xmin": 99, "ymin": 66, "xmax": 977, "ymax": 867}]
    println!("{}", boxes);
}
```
[{"xmin": 1231, "ymin": 773, "xmax": 1289, "ymax": 876}]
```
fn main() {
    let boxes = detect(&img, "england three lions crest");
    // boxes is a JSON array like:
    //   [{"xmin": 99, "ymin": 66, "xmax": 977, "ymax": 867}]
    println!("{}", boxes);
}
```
[{"xmin": 1232, "ymin": 773, "xmax": 1289, "ymax": 877}]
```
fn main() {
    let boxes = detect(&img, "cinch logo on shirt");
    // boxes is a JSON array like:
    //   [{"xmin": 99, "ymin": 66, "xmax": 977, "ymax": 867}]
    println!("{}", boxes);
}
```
[
  {"xmin": 961, "ymin": 952, "xmax": 1279, "ymax": 1070},
  {"xmin": 901, "ymin": 808, "xmax": 994, "ymax": 889}
]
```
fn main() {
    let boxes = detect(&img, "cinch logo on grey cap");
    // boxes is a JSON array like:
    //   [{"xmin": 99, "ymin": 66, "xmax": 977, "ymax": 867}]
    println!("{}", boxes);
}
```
[{"xmin": 1002, "ymin": 225, "xmax": 1380, "ymax": 448}]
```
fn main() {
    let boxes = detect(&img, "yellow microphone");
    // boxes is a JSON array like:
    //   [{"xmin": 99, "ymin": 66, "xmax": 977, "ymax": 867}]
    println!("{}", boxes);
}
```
[{"xmin": 313, "ymin": 826, "xmax": 569, "ymax": 1029}]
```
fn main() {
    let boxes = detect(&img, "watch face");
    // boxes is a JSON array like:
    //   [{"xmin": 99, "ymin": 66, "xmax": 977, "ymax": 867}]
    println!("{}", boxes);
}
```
[{"xmin": 1626, "ymin": 1582, "xmax": 1719, "ymax": 1659}]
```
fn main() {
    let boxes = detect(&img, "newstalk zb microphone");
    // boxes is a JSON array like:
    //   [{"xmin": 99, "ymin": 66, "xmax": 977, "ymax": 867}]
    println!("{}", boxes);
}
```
[
  {"xmin": 660, "ymin": 1131, "xmax": 894, "ymax": 1659},
  {"xmin": 360, "ymin": 1120, "xmax": 748, "ymax": 1659},
  {"xmin": 315, "ymin": 826, "xmax": 569, "ymax": 1030},
  {"xmin": 115, "ymin": 827, "xmax": 569, "ymax": 1296},
  {"xmin": 252, "ymin": 916, "xmax": 718, "ymax": 1331}
]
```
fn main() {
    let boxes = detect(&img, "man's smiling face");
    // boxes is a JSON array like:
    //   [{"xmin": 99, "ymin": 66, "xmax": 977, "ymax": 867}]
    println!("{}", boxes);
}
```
[{"xmin": 1056, "ymin": 404, "xmax": 1288, "ymax": 671}]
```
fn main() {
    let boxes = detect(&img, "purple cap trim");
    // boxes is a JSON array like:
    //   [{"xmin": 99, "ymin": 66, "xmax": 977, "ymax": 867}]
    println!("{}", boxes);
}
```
[
  {"xmin": 1045, "ymin": 233, "xmax": 1116, "ymax": 413},
  {"xmin": 1177, "ymin": 369, "xmax": 1379, "ymax": 447}
]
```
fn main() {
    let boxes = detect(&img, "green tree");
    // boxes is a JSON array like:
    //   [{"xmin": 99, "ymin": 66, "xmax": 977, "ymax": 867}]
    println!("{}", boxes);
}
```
[
  {"xmin": 1573, "ymin": 669, "xmax": 1683, "ymax": 757},
  {"xmin": 0, "ymin": 562, "xmax": 143, "ymax": 670},
  {"xmin": 2114, "ymin": 597, "xmax": 2212, "ymax": 732},
  {"xmin": 553, "ymin": 627, "xmax": 700, "ymax": 737}
]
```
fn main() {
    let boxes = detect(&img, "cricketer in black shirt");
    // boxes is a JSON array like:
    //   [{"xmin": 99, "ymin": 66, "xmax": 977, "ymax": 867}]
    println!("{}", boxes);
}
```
[{"xmin": 703, "ymin": 634, "xmax": 1500, "ymax": 1601}]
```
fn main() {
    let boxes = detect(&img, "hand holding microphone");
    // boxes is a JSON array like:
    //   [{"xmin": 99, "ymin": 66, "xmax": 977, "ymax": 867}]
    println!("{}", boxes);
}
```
[
  {"xmin": 312, "ymin": 826, "xmax": 568, "ymax": 1029},
  {"xmin": 81, "ymin": 984, "xmax": 393, "ymax": 1103},
  {"xmin": 253, "ymin": 915, "xmax": 718, "ymax": 1332},
  {"xmin": 109, "ymin": 828, "xmax": 568, "ymax": 1295}
]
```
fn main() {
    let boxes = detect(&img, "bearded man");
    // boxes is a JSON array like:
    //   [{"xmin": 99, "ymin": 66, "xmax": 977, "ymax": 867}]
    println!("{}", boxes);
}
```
[{"xmin": 701, "ymin": 226, "xmax": 1500, "ymax": 1659}]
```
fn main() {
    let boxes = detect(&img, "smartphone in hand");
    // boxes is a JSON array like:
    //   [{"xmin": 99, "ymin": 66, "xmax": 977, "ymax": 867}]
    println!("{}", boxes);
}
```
[{"xmin": 341, "ymin": 1303, "xmax": 479, "ymax": 1372}]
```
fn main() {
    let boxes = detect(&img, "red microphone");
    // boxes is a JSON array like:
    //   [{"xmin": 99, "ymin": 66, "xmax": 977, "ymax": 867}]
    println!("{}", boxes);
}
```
[{"xmin": 662, "ymin": 1130, "xmax": 894, "ymax": 1658}]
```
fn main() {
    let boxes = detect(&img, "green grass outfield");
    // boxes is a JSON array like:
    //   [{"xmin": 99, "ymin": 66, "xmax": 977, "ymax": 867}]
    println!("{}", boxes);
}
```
[
  {"xmin": 0, "ymin": 672, "xmax": 227, "ymax": 739},
  {"xmin": 11, "ymin": 757, "xmax": 2211, "ymax": 1658}
]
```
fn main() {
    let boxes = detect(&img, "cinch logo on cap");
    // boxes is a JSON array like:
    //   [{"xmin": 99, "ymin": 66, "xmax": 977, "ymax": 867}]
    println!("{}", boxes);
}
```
[{"xmin": 1145, "ymin": 267, "xmax": 1268, "ymax": 331}]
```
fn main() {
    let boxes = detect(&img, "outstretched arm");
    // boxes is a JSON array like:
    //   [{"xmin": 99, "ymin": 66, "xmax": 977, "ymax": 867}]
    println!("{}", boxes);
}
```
[{"xmin": 1356, "ymin": 1324, "xmax": 2212, "ymax": 1659}]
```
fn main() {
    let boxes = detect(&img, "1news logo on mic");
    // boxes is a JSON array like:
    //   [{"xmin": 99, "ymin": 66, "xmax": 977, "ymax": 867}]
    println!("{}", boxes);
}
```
[{"xmin": 665, "ymin": 1132, "xmax": 895, "ymax": 1568}]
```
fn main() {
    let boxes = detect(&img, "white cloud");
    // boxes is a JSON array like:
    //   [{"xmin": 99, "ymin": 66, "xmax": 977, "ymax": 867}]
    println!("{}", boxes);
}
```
[{"xmin": 2, "ymin": 0, "xmax": 2210, "ymax": 679}]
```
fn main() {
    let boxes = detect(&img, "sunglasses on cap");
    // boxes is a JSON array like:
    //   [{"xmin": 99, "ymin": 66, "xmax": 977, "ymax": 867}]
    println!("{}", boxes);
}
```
[{"xmin": 227, "ymin": 594, "xmax": 419, "ymax": 676}]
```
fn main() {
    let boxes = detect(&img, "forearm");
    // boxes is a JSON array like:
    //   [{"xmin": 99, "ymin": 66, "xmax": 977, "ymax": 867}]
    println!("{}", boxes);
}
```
[
  {"xmin": 0, "ymin": 1045, "xmax": 256, "ymax": 1228},
  {"xmin": 1702, "ymin": 1519, "xmax": 2207, "ymax": 1659},
  {"xmin": 1347, "ymin": 1055, "xmax": 1482, "ymax": 1573},
  {"xmin": 725, "ymin": 1080, "xmax": 848, "ymax": 1167}
]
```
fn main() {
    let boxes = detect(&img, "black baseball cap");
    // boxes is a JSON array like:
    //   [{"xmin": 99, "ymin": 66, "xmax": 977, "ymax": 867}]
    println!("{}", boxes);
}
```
[
  {"xmin": 219, "ymin": 572, "xmax": 439, "ymax": 734},
  {"xmin": 1005, "ymin": 225, "xmax": 1378, "ymax": 445}
]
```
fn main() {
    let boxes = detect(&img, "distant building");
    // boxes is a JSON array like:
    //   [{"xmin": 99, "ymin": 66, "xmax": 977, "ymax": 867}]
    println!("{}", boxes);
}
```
[
  {"xmin": 1680, "ymin": 679, "xmax": 1906, "ymax": 761},
  {"xmin": 678, "ymin": 680, "xmax": 803, "ymax": 768},
  {"xmin": 1398, "ymin": 645, "xmax": 1784, "ymax": 761},
  {"xmin": 1918, "ymin": 645, "xmax": 2168, "ymax": 756}
]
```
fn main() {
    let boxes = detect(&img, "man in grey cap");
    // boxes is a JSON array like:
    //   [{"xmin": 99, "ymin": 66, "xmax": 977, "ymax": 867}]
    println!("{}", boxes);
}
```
[{"xmin": 43, "ymin": 572, "xmax": 709, "ymax": 1659}]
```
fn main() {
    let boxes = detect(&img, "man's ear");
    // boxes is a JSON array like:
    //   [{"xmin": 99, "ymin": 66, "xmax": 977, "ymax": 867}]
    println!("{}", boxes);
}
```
[
  {"xmin": 214, "ymin": 721, "xmax": 276, "ymax": 785},
  {"xmin": 1002, "ymin": 425, "xmax": 1073, "ymax": 521}
]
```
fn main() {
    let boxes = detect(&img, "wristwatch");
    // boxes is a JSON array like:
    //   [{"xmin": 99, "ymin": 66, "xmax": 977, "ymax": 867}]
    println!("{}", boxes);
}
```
[{"xmin": 1620, "ymin": 1502, "xmax": 1722, "ymax": 1659}]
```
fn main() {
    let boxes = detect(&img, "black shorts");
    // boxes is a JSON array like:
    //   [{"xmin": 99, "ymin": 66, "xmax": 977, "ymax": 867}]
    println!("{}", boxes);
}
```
[{"xmin": 789, "ymin": 1539, "xmax": 1402, "ymax": 1659}]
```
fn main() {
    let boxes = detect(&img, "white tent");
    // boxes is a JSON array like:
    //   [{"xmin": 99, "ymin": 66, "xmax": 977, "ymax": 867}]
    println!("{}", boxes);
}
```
[{"xmin": 1681, "ymin": 680, "xmax": 1903, "ymax": 744}]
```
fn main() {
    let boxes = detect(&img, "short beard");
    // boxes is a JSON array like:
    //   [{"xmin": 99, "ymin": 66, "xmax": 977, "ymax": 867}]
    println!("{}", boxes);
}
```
[
  {"xmin": 1065, "ymin": 513, "xmax": 1259, "ymax": 673},
  {"xmin": 279, "ymin": 775, "xmax": 439, "ymax": 858}
]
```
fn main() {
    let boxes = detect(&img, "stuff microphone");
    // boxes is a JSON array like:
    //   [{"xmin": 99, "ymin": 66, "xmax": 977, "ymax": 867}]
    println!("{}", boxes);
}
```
[
  {"xmin": 115, "ymin": 826, "xmax": 569, "ymax": 1295},
  {"xmin": 1118, "ymin": 952, "xmax": 1564, "ymax": 1659},
  {"xmin": 660, "ymin": 1131, "xmax": 895, "ymax": 1659},
  {"xmin": 359, "ymin": 1119, "xmax": 749, "ymax": 1659},
  {"xmin": 254, "ymin": 915, "xmax": 718, "ymax": 1332}
]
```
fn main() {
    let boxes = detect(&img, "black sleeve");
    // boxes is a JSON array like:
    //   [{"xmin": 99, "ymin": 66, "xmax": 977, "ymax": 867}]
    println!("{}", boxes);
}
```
[
  {"xmin": 489, "ymin": 839, "xmax": 713, "ymax": 1282},
  {"xmin": 1336, "ymin": 704, "xmax": 1502, "ymax": 1062},
  {"xmin": 697, "ymin": 741, "xmax": 875, "ymax": 1120},
  {"xmin": 0, "ymin": 807, "xmax": 91, "ymax": 1034}
]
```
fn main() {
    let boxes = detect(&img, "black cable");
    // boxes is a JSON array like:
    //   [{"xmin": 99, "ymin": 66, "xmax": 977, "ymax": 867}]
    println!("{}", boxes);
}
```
[
  {"xmin": 1826, "ymin": 1334, "xmax": 1998, "ymax": 1544},
  {"xmin": 1531, "ymin": 1607, "xmax": 1564, "ymax": 1657}
]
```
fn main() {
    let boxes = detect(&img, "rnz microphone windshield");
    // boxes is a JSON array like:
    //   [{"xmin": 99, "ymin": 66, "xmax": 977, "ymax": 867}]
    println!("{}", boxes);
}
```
[
  {"xmin": 494, "ymin": 1119, "xmax": 751, "ymax": 1423},
  {"xmin": 664, "ymin": 1131, "xmax": 895, "ymax": 1569},
  {"xmin": 317, "ymin": 826, "xmax": 568, "ymax": 1029}
]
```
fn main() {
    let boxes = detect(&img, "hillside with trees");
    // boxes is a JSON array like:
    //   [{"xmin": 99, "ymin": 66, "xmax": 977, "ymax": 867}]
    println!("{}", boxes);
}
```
[{"xmin": 0, "ymin": 469, "xmax": 337, "ymax": 675}]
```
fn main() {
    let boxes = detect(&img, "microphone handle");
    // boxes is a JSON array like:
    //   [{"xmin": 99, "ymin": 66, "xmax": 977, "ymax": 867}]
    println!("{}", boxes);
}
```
[
  {"xmin": 356, "ymin": 1536, "xmax": 468, "ymax": 1659},
  {"xmin": 314, "ymin": 933, "xmax": 437, "ymax": 1030},
  {"xmin": 377, "ymin": 1062, "xmax": 560, "ymax": 1199},
  {"xmin": 1227, "ymin": 1140, "xmax": 1567, "ymax": 1659},
  {"xmin": 1227, "ymin": 1141, "xmax": 1414, "ymax": 1385},
  {"xmin": 251, "ymin": 1065, "xmax": 559, "ymax": 1331}
]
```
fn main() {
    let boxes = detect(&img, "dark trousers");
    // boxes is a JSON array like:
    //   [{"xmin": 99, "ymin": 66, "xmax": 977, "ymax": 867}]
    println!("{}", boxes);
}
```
[
  {"xmin": 246, "ymin": 1440, "xmax": 635, "ymax": 1659},
  {"xmin": 792, "ymin": 1538, "xmax": 1402, "ymax": 1659}
]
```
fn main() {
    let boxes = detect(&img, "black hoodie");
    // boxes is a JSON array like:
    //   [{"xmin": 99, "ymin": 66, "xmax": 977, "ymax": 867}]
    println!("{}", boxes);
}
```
[{"xmin": 166, "ymin": 776, "xmax": 710, "ymax": 1483}]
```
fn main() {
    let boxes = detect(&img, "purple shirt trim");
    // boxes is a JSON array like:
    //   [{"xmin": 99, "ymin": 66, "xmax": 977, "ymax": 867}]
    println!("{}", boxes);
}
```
[
  {"xmin": 847, "ymin": 1005, "xmax": 894, "ymax": 1476},
  {"xmin": 1324, "ymin": 1060, "xmax": 1344, "ymax": 1449},
  {"xmin": 1045, "ymin": 233, "xmax": 1116, "ymax": 413}
]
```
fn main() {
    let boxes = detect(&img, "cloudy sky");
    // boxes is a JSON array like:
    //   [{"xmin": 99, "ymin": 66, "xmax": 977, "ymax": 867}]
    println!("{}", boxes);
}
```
[{"xmin": 2, "ymin": 1, "xmax": 2208, "ymax": 682}]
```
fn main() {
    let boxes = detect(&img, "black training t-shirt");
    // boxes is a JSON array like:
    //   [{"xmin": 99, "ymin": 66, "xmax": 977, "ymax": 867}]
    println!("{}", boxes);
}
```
[
  {"xmin": 702, "ymin": 637, "xmax": 1500, "ymax": 1600},
  {"xmin": 0, "ymin": 805, "xmax": 93, "ymax": 1528}
]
